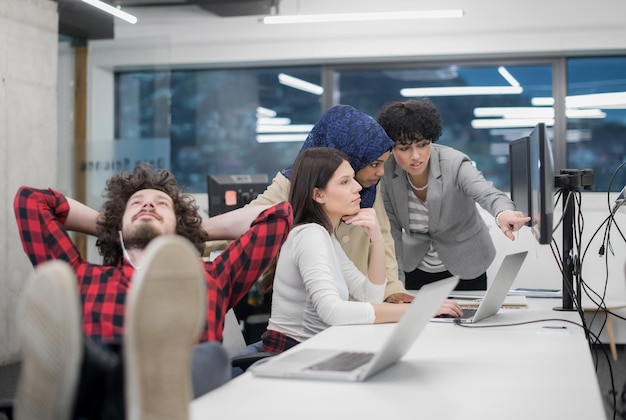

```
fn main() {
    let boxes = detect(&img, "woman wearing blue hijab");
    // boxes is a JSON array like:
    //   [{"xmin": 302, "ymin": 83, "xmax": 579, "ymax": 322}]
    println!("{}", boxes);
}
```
[
  {"xmin": 283, "ymin": 105, "xmax": 392, "ymax": 209},
  {"xmin": 249, "ymin": 105, "xmax": 416, "ymax": 304}
]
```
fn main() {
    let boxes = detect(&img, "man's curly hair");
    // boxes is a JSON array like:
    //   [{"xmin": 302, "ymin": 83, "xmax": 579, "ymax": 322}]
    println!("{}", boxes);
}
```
[
  {"xmin": 96, "ymin": 163, "xmax": 209, "ymax": 265},
  {"xmin": 376, "ymin": 98, "xmax": 443, "ymax": 145}
]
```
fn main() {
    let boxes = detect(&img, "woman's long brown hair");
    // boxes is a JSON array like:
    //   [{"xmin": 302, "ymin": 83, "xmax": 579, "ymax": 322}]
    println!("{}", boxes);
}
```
[{"xmin": 260, "ymin": 147, "xmax": 349, "ymax": 294}]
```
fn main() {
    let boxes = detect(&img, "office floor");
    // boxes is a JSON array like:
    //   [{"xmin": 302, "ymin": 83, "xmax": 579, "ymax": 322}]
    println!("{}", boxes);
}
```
[
  {"xmin": 0, "ymin": 345, "xmax": 624, "ymax": 419},
  {"xmin": 593, "ymin": 344, "xmax": 626, "ymax": 420}
]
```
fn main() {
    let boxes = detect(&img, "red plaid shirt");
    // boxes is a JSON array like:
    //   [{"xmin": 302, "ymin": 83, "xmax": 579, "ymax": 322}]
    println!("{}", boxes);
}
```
[
  {"xmin": 261, "ymin": 329, "xmax": 300, "ymax": 353},
  {"xmin": 14, "ymin": 186, "xmax": 292, "ymax": 345}
]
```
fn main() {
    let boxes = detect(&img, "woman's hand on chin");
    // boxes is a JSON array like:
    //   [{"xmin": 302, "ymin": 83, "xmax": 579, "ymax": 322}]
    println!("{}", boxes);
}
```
[{"xmin": 342, "ymin": 208, "xmax": 383, "ymax": 242}]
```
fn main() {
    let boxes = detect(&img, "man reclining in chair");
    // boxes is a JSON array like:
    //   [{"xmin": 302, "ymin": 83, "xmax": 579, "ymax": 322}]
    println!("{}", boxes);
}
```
[{"xmin": 14, "ymin": 163, "xmax": 292, "ymax": 419}]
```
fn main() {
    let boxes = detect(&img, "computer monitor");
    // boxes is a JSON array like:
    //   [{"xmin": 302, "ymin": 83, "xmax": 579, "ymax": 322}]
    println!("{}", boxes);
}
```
[
  {"xmin": 207, "ymin": 174, "xmax": 270, "ymax": 217},
  {"xmin": 509, "ymin": 122, "xmax": 555, "ymax": 245},
  {"xmin": 509, "ymin": 136, "xmax": 531, "ymax": 222}
]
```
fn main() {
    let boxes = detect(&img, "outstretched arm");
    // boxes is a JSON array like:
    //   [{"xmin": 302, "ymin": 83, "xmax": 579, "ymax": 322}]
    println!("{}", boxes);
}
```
[
  {"xmin": 202, "ymin": 205, "xmax": 272, "ymax": 240},
  {"xmin": 496, "ymin": 210, "xmax": 531, "ymax": 241}
]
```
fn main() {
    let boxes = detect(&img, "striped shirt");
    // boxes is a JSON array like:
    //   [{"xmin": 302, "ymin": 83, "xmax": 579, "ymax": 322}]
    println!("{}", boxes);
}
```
[{"xmin": 406, "ymin": 185, "xmax": 445, "ymax": 273}]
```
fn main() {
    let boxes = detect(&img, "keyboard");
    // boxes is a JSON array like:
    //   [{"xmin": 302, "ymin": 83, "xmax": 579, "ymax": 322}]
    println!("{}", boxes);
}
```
[
  {"xmin": 306, "ymin": 351, "xmax": 374, "ymax": 372},
  {"xmin": 461, "ymin": 308, "xmax": 477, "ymax": 319}
]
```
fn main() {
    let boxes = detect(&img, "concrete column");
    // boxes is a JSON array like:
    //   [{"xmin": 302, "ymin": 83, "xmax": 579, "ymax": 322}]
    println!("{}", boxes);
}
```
[{"xmin": 0, "ymin": 0, "xmax": 58, "ymax": 365}]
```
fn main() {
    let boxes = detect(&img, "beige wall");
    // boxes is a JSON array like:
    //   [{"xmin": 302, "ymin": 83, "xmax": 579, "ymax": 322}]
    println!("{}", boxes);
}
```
[{"xmin": 0, "ymin": 0, "xmax": 58, "ymax": 365}]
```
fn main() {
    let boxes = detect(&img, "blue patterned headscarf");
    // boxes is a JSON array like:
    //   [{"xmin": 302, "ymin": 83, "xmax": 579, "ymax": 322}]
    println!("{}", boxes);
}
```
[{"xmin": 282, "ymin": 105, "xmax": 394, "ymax": 208}]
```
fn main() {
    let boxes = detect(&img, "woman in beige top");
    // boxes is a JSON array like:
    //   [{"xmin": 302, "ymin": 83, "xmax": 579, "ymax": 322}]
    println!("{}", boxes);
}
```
[{"xmin": 247, "ymin": 105, "xmax": 418, "ymax": 304}]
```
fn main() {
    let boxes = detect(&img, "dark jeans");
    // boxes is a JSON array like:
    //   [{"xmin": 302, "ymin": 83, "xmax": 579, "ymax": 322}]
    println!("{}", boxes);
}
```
[
  {"xmin": 405, "ymin": 268, "xmax": 487, "ymax": 291},
  {"xmin": 72, "ymin": 340, "xmax": 229, "ymax": 419}
]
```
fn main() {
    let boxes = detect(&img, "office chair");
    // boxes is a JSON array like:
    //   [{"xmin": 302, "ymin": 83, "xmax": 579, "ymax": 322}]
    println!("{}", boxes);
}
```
[
  {"xmin": 0, "ymin": 401, "xmax": 12, "ymax": 420},
  {"xmin": 223, "ymin": 309, "xmax": 275, "ymax": 374}
]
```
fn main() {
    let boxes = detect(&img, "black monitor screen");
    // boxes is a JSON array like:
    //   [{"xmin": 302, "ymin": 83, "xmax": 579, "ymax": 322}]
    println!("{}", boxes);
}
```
[
  {"xmin": 509, "ymin": 122, "xmax": 555, "ymax": 245},
  {"xmin": 207, "ymin": 174, "xmax": 270, "ymax": 217}
]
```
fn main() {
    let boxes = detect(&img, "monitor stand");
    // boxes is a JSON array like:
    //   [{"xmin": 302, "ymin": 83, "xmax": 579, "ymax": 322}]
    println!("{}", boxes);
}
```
[{"xmin": 553, "ymin": 169, "xmax": 594, "ymax": 312}]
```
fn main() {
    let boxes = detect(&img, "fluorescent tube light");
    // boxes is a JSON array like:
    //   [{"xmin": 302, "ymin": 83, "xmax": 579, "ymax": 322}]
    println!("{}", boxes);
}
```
[
  {"xmin": 474, "ymin": 107, "xmax": 553, "ymax": 119},
  {"xmin": 475, "ymin": 107, "xmax": 605, "ymax": 119},
  {"xmin": 401, "ymin": 86, "xmax": 522, "ymax": 97},
  {"xmin": 256, "ymin": 107, "xmax": 277, "ymax": 118},
  {"xmin": 278, "ymin": 73, "xmax": 323, "ymax": 95},
  {"xmin": 565, "ymin": 92, "xmax": 626, "ymax": 109},
  {"xmin": 80, "ymin": 0, "xmax": 137, "ymax": 24},
  {"xmin": 497, "ymin": 66, "xmax": 520, "ymax": 87},
  {"xmin": 532, "ymin": 97, "xmax": 555, "ymax": 106},
  {"xmin": 471, "ymin": 118, "xmax": 554, "ymax": 129},
  {"xmin": 257, "ymin": 117, "xmax": 292, "ymax": 126},
  {"xmin": 262, "ymin": 9, "xmax": 463, "ymax": 24},
  {"xmin": 256, "ymin": 134, "xmax": 309, "ymax": 143},
  {"xmin": 533, "ymin": 93, "xmax": 626, "ymax": 109},
  {"xmin": 401, "ymin": 66, "xmax": 522, "ymax": 98},
  {"xmin": 566, "ymin": 109, "xmax": 606, "ymax": 118},
  {"xmin": 256, "ymin": 124, "xmax": 315, "ymax": 134}
]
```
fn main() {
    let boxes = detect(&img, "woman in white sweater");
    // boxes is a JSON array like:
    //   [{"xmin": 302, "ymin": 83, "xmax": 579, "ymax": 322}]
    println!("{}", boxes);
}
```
[{"xmin": 260, "ymin": 147, "xmax": 461, "ymax": 353}]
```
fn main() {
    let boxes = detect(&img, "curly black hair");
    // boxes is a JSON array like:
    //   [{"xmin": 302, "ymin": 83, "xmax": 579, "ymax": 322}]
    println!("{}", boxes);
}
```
[
  {"xmin": 96, "ymin": 163, "xmax": 209, "ymax": 265},
  {"xmin": 376, "ymin": 98, "xmax": 443, "ymax": 145}
]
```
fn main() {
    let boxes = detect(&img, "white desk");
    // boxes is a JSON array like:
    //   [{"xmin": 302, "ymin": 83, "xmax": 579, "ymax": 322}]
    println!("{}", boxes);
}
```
[{"xmin": 191, "ymin": 298, "xmax": 605, "ymax": 420}]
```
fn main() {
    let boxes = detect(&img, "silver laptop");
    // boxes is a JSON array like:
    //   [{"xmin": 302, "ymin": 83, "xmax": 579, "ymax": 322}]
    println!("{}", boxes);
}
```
[
  {"xmin": 432, "ymin": 251, "xmax": 528, "ymax": 324},
  {"xmin": 250, "ymin": 276, "xmax": 459, "ymax": 382}
]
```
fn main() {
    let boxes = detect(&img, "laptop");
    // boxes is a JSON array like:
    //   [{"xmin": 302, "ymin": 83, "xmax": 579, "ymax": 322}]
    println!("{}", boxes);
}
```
[
  {"xmin": 431, "ymin": 251, "xmax": 528, "ymax": 324},
  {"xmin": 249, "ymin": 275, "xmax": 459, "ymax": 382}
]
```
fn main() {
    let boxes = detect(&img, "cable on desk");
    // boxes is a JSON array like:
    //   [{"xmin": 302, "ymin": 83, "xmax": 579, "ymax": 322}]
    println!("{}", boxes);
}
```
[{"xmin": 451, "ymin": 317, "xmax": 583, "ymax": 330}]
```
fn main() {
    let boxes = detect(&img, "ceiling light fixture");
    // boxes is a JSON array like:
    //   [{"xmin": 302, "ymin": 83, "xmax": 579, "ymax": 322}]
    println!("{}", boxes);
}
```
[
  {"xmin": 474, "ymin": 107, "xmax": 553, "ymax": 119},
  {"xmin": 262, "ymin": 9, "xmax": 463, "ymax": 24},
  {"xmin": 256, "ymin": 124, "xmax": 315, "ymax": 134},
  {"xmin": 401, "ymin": 86, "xmax": 523, "ymax": 97},
  {"xmin": 533, "ymin": 93, "xmax": 626, "ymax": 109},
  {"xmin": 566, "ymin": 92, "xmax": 626, "ymax": 109},
  {"xmin": 257, "ymin": 117, "xmax": 292, "ymax": 126},
  {"xmin": 566, "ymin": 109, "xmax": 606, "ymax": 118},
  {"xmin": 256, "ymin": 134, "xmax": 309, "ymax": 143},
  {"xmin": 474, "ymin": 106, "xmax": 605, "ymax": 122},
  {"xmin": 401, "ymin": 66, "xmax": 522, "ymax": 98},
  {"xmin": 256, "ymin": 107, "xmax": 277, "ymax": 118},
  {"xmin": 278, "ymin": 73, "xmax": 324, "ymax": 95},
  {"xmin": 497, "ymin": 66, "xmax": 520, "ymax": 88},
  {"xmin": 80, "ymin": 0, "xmax": 138, "ymax": 24},
  {"xmin": 471, "ymin": 118, "xmax": 554, "ymax": 129},
  {"xmin": 531, "ymin": 97, "xmax": 555, "ymax": 106}
]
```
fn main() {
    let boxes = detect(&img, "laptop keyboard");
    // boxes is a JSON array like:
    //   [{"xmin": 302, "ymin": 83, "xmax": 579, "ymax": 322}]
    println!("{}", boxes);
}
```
[
  {"xmin": 306, "ymin": 351, "xmax": 374, "ymax": 372},
  {"xmin": 462, "ymin": 308, "xmax": 477, "ymax": 319}
]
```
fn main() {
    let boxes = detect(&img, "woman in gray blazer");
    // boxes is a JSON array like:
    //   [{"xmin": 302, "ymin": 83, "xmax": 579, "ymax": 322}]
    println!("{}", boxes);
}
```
[{"xmin": 377, "ymin": 98, "xmax": 530, "ymax": 290}]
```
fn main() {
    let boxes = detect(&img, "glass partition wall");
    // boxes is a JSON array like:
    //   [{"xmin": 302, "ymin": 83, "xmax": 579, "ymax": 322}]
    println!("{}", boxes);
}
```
[
  {"xmin": 115, "ymin": 57, "xmax": 626, "ymax": 194},
  {"xmin": 566, "ymin": 57, "xmax": 626, "ymax": 192},
  {"xmin": 334, "ymin": 62, "xmax": 554, "ymax": 191},
  {"xmin": 116, "ymin": 66, "xmax": 323, "ymax": 193}
]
